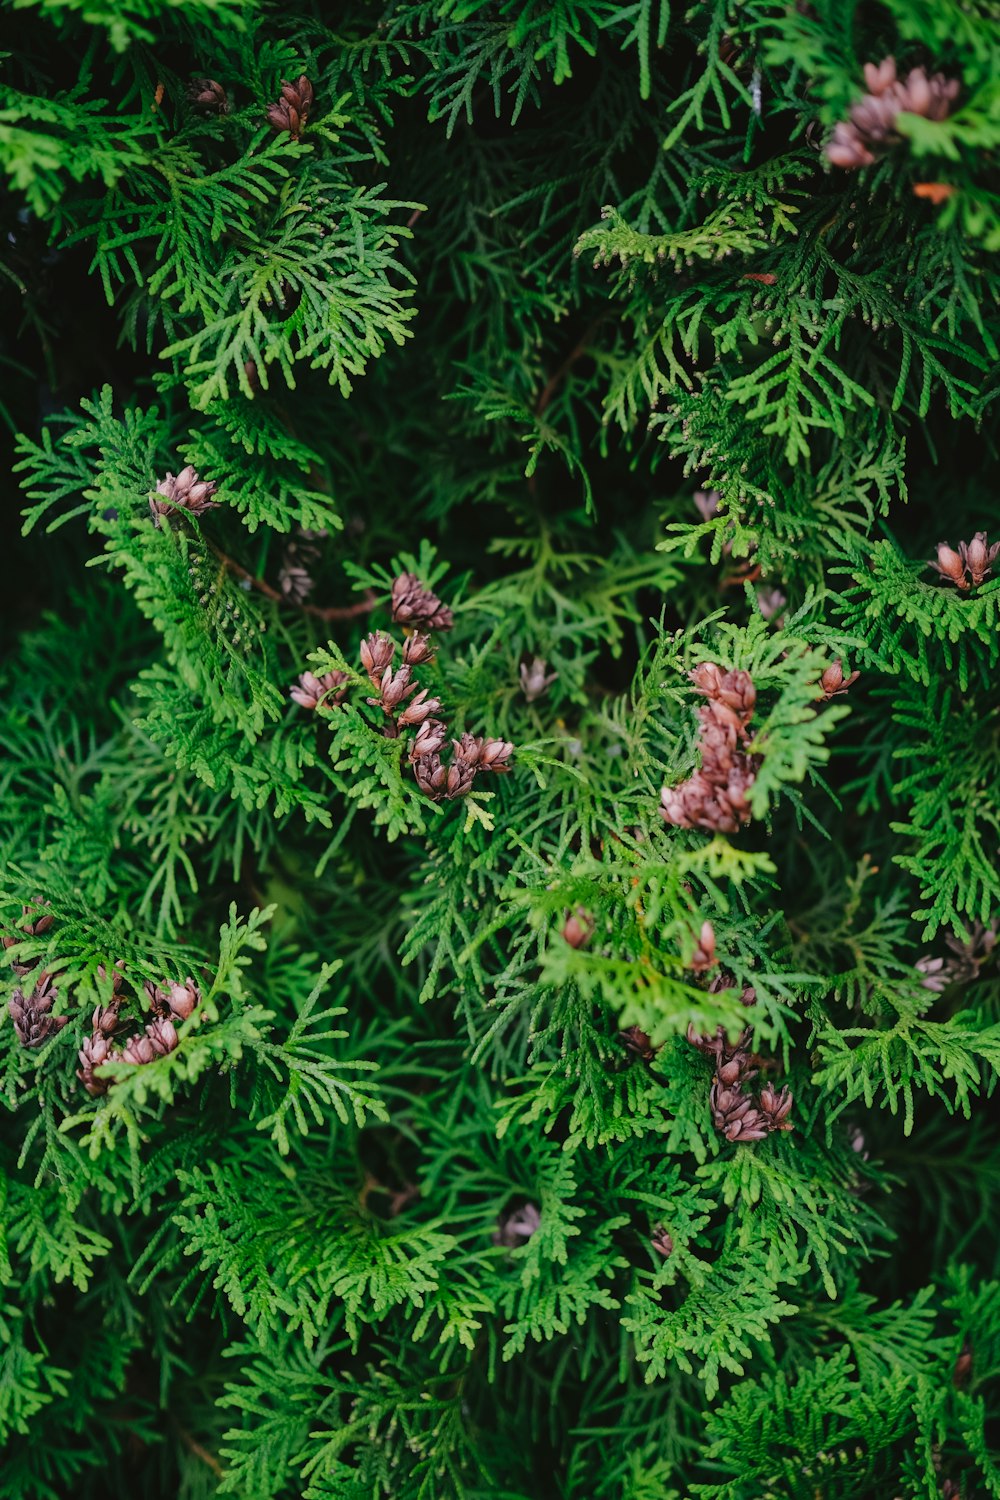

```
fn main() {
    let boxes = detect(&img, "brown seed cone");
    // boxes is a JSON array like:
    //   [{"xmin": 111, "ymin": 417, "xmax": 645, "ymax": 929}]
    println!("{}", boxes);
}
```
[
  {"xmin": 827, "ymin": 58, "xmax": 960, "ymax": 169},
  {"xmin": 520, "ymin": 656, "xmax": 557, "ymax": 702},
  {"xmin": 188, "ymin": 78, "xmax": 229, "ymax": 114},
  {"xmin": 390, "ymin": 573, "xmax": 454, "ymax": 632},
  {"xmin": 361, "ymin": 632, "xmax": 397, "ymax": 683},
  {"xmin": 817, "ymin": 659, "xmax": 861, "ymax": 701},
  {"xmin": 278, "ymin": 564, "xmax": 315, "ymax": 604},
  {"xmin": 266, "ymin": 75, "xmax": 315, "ymax": 139},
  {"xmin": 290, "ymin": 669, "xmax": 349, "ymax": 711},
  {"xmin": 960, "ymin": 532, "xmax": 1000, "ymax": 588},
  {"xmin": 620, "ymin": 1024, "xmax": 656, "ymax": 1062},
  {"xmin": 9, "ymin": 974, "xmax": 68, "ymax": 1048},
  {"xmin": 563, "ymin": 907, "xmax": 595, "ymax": 949},
  {"xmin": 166, "ymin": 978, "xmax": 200, "ymax": 1021},
  {"xmin": 930, "ymin": 541, "xmax": 969, "ymax": 590},
  {"xmin": 492, "ymin": 1202, "xmax": 541, "ymax": 1247},
  {"xmin": 77, "ymin": 1032, "xmax": 116, "ymax": 1096},
  {"xmin": 150, "ymin": 466, "xmax": 219, "ymax": 528},
  {"xmin": 650, "ymin": 1225, "xmax": 674, "ymax": 1257},
  {"xmin": 689, "ymin": 920, "xmax": 717, "ymax": 973}
]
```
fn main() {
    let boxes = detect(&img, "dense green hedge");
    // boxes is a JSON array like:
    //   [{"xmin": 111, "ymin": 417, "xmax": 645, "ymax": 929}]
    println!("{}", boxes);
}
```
[{"xmin": 2, "ymin": 2, "xmax": 999, "ymax": 1495}]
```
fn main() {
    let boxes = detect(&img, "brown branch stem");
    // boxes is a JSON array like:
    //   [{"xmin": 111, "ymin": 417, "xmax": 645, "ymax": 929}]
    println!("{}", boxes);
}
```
[
  {"xmin": 535, "ymin": 316, "xmax": 606, "ymax": 417},
  {"xmin": 207, "ymin": 542, "xmax": 377, "ymax": 621},
  {"xmin": 171, "ymin": 1418, "xmax": 223, "ymax": 1477}
]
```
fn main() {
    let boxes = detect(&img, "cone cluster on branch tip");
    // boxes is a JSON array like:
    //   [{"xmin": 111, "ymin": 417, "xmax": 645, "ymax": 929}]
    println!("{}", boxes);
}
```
[
  {"xmin": 930, "ymin": 533, "xmax": 1000, "ymax": 591},
  {"xmin": 349, "ymin": 574, "xmax": 514, "ymax": 800},
  {"xmin": 493, "ymin": 1201, "xmax": 541, "ymax": 1248},
  {"xmin": 688, "ymin": 976, "xmax": 793, "ymax": 1144},
  {"xmin": 187, "ymin": 77, "xmax": 229, "ymax": 114},
  {"xmin": 4, "ymin": 900, "xmax": 66, "ymax": 1046},
  {"xmin": 149, "ymin": 466, "xmax": 220, "ymax": 528},
  {"xmin": 289, "ymin": 669, "xmax": 350, "ymax": 711},
  {"xmin": 520, "ymin": 655, "xmax": 558, "ymax": 703},
  {"xmin": 817, "ymin": 659, "xmax": 860, "ymax": 701},
  {"xmin": 826, "ymin": 57, "xmax": 960, "ymax": 170},
  {"xmin": 9, "ymin": 973, "xmax": 66, "ymax": 1048},
  {"xmin": 266, "ymin": 75, "xmax": 314, "ymax": 138},
  {"xmin": 3, "ymin": 899, "xmax": 54, "ymax": 977},
  {"xmin": 917, "ymin": 919, "xmax": 999, "ymax": 992},
  {"xmin": 410, "ymin": 723, "xmax": 513, "ymax": 802},
  {"xmin": 78, "ymin": 972, "xmax": 201, "ymax": 1096},
  {"xmin": 391, "ymin": 573, "xmax": 455, "ymax": 633},
  {"xmin": 659, "ymin": 664, "xmax": 760, "ymax": 833}
]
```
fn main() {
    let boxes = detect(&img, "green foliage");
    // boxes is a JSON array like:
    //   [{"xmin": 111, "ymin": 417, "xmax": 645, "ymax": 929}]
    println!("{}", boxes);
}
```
[{"xmin": 2, "ymin": 0, "xmax": 1000, "ymax": 1495}]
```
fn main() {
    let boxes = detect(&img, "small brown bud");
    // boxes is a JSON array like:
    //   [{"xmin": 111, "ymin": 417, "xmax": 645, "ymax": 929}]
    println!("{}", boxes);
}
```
[
  {"xmin": 758, "ymin": 1084, "xmax": 794, "ymax": 1131},
  {"xmin": 145, "ymin": 1016, "xmax": 179, "ymax": 1056},
  {"xmin": 412, "ymin": 752, "xmax": 448, "ymax": 799},
  {"xmin": 166, "ymin": 978, "xmax": 200, "ymax": 1021},
  {"xmin": 650, "ymin": 1225, "xmax": 674, "ymax": 1257},
  {"xmin": 817, "ymin": 659, "xmax": 861, "ymax": 701},
  {"xmin": 402, "ymin": 632, "xmax": 436, "ymax": 666},
  {"xmin": 410, "ymin": 718, "xmax": 448, "ymax": 759},
  {"xmin": 689, "ymin": 920, "xmax": 717, "ymax": 973},
  {"xmin": 476, "ymin": 737, "xmax": 514, "ymax": 773},
  {"xmin": 563, "ymin": 907, "xmax": 595, "ymax": 949},
  {"xmin": 930, "ymin": 542, "xmax": 969, "ymax": 590},
  {"xmin": 960, "ymin": 532, "xmax": 1000, "ymax": 588},
  {"xmin": 77, "ymin": 1032, "xmax": 115, "ymax": 1096},
  {"xmin": 397, "ymin": 689, "xmax": 442, "ymax": 727},
  {"xmin": 445, "ymin": 757, "xmax": 477, "ymax": 800},
  {"xmin": 121, "ymin": 1034, "xmax": 156, "ymax": 1065},
  {"xmin": 188, "ymin": 78, "xmax": 229, "ymax": 114},
  {"xmin": 9, "ymin": 973, "xmax": 68, "ymax": 1047},
  {"xmin": 519, "ymin": 656, "xmax": 557, "ymax": 703},
  {"xmin": 360, "ymin": 632, "xmax": 396, "ymax": 682},
  {"xmin": 150, "ymin": 466, "xmax": 219, "ymax": 528},
  {"xmin": 619, "ymin": 1024, "xmax": 656, "ymax": 1062},
  {"xmin": 91, "ymin": 1000, "xmax": 122, "ymax": 1038},
  {"xmin": 375, "ymin": 664, "xmax": 416, "ymax": 712},
  {"xmin": 492, "ymin": 1202, "xmax": 541, "ymax": 1247},
  {"xmin": 266, "ymin": 75, "xmax": 314, "ymax": 139}
]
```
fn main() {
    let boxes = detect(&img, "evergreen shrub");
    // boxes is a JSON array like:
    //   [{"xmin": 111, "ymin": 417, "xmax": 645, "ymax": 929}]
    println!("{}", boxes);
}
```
[{"xmin": 1, "ymin": 1, "xmax": 999, "ymax": 1495}]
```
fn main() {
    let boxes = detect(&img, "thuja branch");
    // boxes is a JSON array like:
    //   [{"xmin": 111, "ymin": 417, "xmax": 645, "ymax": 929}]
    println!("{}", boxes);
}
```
[{"xmin": 207, "ymin": 540, "xmax": 377, "ymax": 621}]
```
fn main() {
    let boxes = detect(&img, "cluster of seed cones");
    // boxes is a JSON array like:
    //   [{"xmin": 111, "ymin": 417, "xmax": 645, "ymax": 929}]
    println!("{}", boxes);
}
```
[
  {"xmin": 186, "ymin": 73, "xmax": 314, "ymax": 135},
  {"xmin": 266, "ymin": 75, "xmax": 314, "ymax": 139},
  {"xmin": 77, "ymin": 969, "xmax": 201, "ymax": 1097},
  {"xmin": 917, "ymin": 919, "xmax": 998, "ymax": 992},
  {"xmin": 688, "ymin": 976, "xmax": 793, "ymax": 1144},
  {"xmin": 291, "ymin": 571, "xmax": 514, "ymax": 802},
  {"xmin": 826, "ymin": 57, "xmax": 960, "ymax": 169},
  {"xmin": 930, "ymin": 533, "xmax": 1000, "ymax": 591},
  {"xmin": 4, "ymin": 901, "xmax": 202, "ymax": 1094},
  {"xmin": 660, "ymin": 664, "xmax": 760, "ymax": 833},
  {"xmin": 5, "ymin": 902, "xmax": 66, "ymax": 1047}
]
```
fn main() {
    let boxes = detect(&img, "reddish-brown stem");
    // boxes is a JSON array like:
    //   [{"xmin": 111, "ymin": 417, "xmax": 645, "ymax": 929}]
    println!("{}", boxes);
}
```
[
  {"xmin": 207, "ymin": 542, "xmax": 377, "ymax": 620},
  {"xmin": 171, "ymin": 1419, "xmax": 223, "ymax": 1477},
  {"xmin": 535, "ymin": 317, "xmax": 605, "ymax": 417}
]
